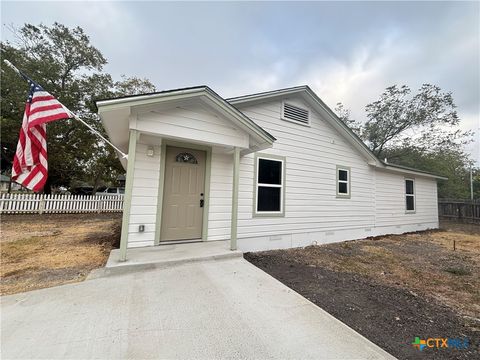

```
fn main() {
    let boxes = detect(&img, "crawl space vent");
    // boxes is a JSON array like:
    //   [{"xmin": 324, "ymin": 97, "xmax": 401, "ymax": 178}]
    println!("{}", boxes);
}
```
[{"xmin": 282, "ymin": 102, "xmax": 309, "ymax": 125}]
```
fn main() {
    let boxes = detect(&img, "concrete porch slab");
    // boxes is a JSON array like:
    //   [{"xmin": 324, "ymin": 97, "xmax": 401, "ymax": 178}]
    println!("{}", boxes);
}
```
[{"xmin": 89, "ymin": 240, "xmax": 242, "ymax": 278}]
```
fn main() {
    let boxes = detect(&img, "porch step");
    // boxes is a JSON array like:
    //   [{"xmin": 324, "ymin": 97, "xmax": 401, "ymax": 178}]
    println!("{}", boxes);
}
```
[{"xmin": 88, "ymin": 241, "xmax": 243, "ymax": 279}]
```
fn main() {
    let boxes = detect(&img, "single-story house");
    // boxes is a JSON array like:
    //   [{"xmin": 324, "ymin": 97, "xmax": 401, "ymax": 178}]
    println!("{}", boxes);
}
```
[{"xmin": 96, "ymin": 85, "xmax": 446, "ymax": 260}]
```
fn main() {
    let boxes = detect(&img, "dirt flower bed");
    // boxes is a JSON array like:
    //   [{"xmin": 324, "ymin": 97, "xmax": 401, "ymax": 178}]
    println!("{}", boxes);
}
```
[
  {"xmin": 245, "ymin": 226, "xmax": 479, "ymax": 360},
  {"xmin": 1, "ymin": 213, "xmax": 121, "ymax": 295}
]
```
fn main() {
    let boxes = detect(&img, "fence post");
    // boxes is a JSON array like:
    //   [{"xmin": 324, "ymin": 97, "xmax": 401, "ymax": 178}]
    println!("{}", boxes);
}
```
[
  {"xmin": 39, "ymin": 194, "xmax": 46, "ymax": 214},
  {"xmin": 97, "ymin": 196, "xmax": 103, "ymax": 213}
]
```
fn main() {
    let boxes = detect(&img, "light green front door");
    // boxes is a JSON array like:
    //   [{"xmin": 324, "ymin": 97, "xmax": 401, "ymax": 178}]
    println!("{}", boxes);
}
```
[{"xmin": 160, "ymin": 146, "xmax": 206, "ymax": 241}]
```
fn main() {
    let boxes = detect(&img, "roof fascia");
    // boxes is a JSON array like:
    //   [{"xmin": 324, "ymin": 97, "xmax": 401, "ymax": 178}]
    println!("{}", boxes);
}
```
[
  {"xmin": 227, "ymin": 86, "xmax": 308, "ymax": 105},
  {"xmin": 378, "ymin": 162, "xmax": 448, "ymax": 180},
  {"xmin": 96, "ymin": 87, "xmax": 208, "ymax": 112}
]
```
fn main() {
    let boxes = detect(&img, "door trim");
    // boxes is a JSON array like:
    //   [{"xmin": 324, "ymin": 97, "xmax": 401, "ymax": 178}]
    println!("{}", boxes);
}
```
[{"xmin": 154, "ymin": 140, "xmax": 212, "ymax": 245}]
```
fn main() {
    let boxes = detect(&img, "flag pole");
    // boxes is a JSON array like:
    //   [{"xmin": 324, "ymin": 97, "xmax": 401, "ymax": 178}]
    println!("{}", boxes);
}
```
[{"xmin": 3, "ymin": 60, "xmax": 128, "ymax": 159}]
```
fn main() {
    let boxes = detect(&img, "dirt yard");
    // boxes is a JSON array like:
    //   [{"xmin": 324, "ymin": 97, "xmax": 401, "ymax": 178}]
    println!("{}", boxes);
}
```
[
  {"xmin": 245, "ymin": 224, "xmax": 479, "ymax": 360},
  {"xmin": 1, "ymin": 213, "xmax": 121, "ymax": 295}
]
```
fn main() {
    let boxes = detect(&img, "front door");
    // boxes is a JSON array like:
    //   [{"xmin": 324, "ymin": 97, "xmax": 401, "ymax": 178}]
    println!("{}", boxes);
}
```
[{"xmin": 161, "ymin": 146, "xmax": 206, "ymax": 241}]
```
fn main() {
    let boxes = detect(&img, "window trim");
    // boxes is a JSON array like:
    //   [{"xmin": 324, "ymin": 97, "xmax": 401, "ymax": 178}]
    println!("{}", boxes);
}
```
[
  {"xmin": 281, "ymin": 101, "xmax": 311, "ymax": 127},
  {"xmin": 336, "ymin": 165, "xmax": 351, "ymax": 199},
  {"xmin": 253, "ymin": 153, "xmax": 286, "ymax": 217},
  {"xmin": 405, "ymin": 178, "xmax": 416, "ymax": 214}
]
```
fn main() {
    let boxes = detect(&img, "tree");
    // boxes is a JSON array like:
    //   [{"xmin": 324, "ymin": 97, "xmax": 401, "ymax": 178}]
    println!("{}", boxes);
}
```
[
  {"xmin": 1, "ymin": 23, "xmax": 156, "ymax": 193},
  {"xmin": 335, "ymin": 102, "xmax": 362, "ymax": 135},
  {"xmin": 334, "ymin": 84, "xmax": 474, "ymax": 198},
  {"xmin": 363, "ymin": 84, "xmax": 469, "ymax": 158},
  {"xmin": 114, "ymin": 75, "xmax": 156, "ymax": 96}
]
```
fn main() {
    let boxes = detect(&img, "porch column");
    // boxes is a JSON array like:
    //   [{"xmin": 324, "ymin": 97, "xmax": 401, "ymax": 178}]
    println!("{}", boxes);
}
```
[
  {"xmin": 119, "ymin": 129, "xmax": 138, "ymax": 261},
  {"xmin": 230, "ymin": 146, "xmax": 240, "ymax": 251}
]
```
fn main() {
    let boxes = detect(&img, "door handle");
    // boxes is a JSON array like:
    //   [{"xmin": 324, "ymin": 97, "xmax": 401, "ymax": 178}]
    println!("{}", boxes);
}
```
[{"xmin": 200, "ymin": 199, "xmax": 204, "ymax": 208}]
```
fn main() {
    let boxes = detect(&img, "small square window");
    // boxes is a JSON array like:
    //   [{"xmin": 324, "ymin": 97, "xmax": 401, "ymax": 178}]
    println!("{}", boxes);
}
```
[
  {"xmin": 338, "ymin": 182, "xmax": 348, "ymax": 194},
  {"xmin": 339, "ymin": 170, "xmax": 348, "ymax": 182}
]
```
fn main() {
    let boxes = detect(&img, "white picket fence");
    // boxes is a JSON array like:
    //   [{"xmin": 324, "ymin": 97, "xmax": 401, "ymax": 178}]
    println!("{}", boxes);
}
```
[{"xmin": 0, "ymin": 193, "xmax": 124, "ymax": 214}]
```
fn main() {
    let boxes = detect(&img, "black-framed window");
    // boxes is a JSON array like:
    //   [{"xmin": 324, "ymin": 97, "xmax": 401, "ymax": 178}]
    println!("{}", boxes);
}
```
[
  {"xmin": 405, "ymin": 179, "xmax": 415, "ymax": 212},
  {"xmin": 255, "ymin": 157, "xmax": 284, "ymax": 214}
]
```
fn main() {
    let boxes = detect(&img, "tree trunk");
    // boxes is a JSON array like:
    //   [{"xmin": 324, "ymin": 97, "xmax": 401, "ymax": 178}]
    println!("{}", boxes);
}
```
[
  {"xmin": 43, "ymin": 176, "xmax": 52, "ymax": 194},
  {"xmin": 92, "ymin": 169, "xmax": 102, "ymax": 194}
]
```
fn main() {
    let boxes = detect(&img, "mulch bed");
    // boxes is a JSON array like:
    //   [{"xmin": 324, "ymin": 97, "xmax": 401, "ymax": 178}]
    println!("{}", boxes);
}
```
[{"xmin": 245, "ymin": 243, "xmax": 479, "ymax": 359}]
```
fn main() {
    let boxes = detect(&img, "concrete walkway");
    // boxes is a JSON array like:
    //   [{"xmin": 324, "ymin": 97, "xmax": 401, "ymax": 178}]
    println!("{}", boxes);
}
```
[{"xmin": 2, "ymin": 258, "xmax": 395, "ymax": 359}]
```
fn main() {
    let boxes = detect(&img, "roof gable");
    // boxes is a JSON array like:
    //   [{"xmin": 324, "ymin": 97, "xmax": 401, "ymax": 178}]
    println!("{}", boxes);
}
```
[{"xmin": 228, "ymin": 86, "xmax": 379, "ymax": 166}]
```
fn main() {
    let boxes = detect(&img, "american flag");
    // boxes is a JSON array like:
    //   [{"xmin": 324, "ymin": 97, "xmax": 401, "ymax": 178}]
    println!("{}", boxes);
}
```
[{"xmin": 12, "ymin": 79, "xmax": 72, "ymax": 192}]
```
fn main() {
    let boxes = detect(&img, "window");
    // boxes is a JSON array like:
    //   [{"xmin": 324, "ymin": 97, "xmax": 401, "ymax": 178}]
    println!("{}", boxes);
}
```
[
  {"xmin": 281, "ymin": 102, "xmax": 310, "ymax": 126},
  {"xmin": 254, "ymin": 155, "xmax": 285, "ymax": 216},
  {"xmin": 336, "ymin": 166, "xmax": 351, "ymax": 198},
  {"xmin": 405, "ymin": 179, "xmax": 415, "ymax": 212},
  {"xmin": 175, "ymin": 152, "xmax": 198, "ymax": 164}
]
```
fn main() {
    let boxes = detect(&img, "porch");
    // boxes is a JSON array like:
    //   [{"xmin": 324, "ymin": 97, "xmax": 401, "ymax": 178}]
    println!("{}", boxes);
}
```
[
  {"xmin": 96, "ymin": 86, "xmax": 276, "ymax": 262},
  {"xmin": 96, "ymin": 240, "xmax": 242, "ymax": 277}
]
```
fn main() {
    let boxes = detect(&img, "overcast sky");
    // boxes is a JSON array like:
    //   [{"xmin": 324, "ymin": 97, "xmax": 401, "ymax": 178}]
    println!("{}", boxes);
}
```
[{"xmin": 2, "ymin": 1, "xmax": 479, "ymax": 163}]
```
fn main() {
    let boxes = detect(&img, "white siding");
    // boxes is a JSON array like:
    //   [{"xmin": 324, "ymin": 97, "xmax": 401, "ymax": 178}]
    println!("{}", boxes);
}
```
[
  {"xmin": 375, "ymin": 170, "xmax": 438, "ymax": 228},
  {"xmin": 134, "ymin": 103, "xmax": 249, "ymax": 148},
  {"xmin": 125, "ymin": 95, "xmax": 439, "ymax": 250},
  {"xmin": 204, "ymin": 95, "xmax": 375, "ymax": 240},
  {"xmin": 227, "ymin": 97, "xmax": 375, "ymax": 239},
  {"xmin": 206, "ymin": 96, "xmax": 439, "ymax": 250},
  {"xmin": 207, "ymin": 151, "xmax": 233, "ymax": 240},
  {"xmin": 128, "ymin": 142, "xmax": 161, "ymax": 248}
]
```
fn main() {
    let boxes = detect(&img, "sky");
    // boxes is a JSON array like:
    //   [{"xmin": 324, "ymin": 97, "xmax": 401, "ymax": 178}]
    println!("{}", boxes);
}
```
[{"xmin": 2, "ymin": 1, "xmax": 479, "ymax": 163}]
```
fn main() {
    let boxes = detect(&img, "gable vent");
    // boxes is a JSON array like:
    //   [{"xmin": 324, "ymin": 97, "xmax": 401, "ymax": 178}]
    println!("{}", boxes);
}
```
[{"xmin": 282, "ymin": 102, "xmax": 309, "ymax": 124}]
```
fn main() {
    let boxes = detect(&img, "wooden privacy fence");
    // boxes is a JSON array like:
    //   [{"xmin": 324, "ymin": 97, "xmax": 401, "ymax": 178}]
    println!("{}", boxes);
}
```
[
  {"xmin": 0, "ymin": 193, "xmax": 124, "ymax": 214},
  {"xmin": 438, "ymin": 199, "xmax": 480, "ymax": 223}
]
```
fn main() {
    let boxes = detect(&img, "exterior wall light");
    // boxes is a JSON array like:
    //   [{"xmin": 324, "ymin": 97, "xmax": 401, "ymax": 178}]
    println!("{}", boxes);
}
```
[{"xmin": 146, "ymin": 146, "xmax": 154, "ymax": 157}]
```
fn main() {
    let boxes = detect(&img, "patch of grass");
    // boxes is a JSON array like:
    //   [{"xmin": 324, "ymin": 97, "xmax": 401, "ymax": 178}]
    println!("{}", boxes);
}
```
[
  {"xmin": 1, "ymin": 213, "xmax": 121, "ymax": 295},
  {"xmin": 444, "ymin": 266, "xmax": 471, "ymax": 276}
]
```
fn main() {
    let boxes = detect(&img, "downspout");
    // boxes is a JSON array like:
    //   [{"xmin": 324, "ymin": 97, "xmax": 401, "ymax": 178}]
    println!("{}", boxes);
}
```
[
  {"xmin": 119, "ymin": 129, "xmax": 138, "ymax": 262},
  {"xmin": 230, "ymin": 147, "xmax": 240, "ymax": 251}
]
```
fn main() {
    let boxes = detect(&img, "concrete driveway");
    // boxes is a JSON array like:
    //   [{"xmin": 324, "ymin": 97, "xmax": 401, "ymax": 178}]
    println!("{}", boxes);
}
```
[{"xmin": 1, "ymin": 258, "xmax": 394, "ymax": 359}]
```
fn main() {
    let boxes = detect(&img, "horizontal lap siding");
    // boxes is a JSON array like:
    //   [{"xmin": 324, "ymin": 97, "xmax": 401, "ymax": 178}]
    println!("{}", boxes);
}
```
[
  {"xmin": 375, "ymin": 171, "xmax": 438, "ymax": 227},
  {"xmin": 208, "ymin": 152, "xmax": 233, "ymax": 240},
  {"xmin": 136, "ymin": 104, "xmax": 248, "ymax": 148},
  {"xmin": 128, "ymin": 142, "xmax": 161, "ymax": 247},
  {"xmin": 231, "ymin": 97, "xmax": 376, "ymax": 239}
]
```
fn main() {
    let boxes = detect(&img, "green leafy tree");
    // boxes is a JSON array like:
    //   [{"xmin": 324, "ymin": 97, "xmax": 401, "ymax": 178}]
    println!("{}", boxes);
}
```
[
  {"xmin": 334, "ymin": 102, "xmax": 362, "ymax": 135},
  {"xmin": 1, "ymin": 23, "xmax": 156, "ymax": 193},
  {"xmin": 335, "ymin": 84, "xmax": 474, "ymax": 198}
]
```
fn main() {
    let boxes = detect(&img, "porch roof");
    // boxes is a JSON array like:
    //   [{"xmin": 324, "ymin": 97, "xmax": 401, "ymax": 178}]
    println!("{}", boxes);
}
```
[{"xmin": 96, "ymin": 86, "xmax": 276, "ymax": 161}]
